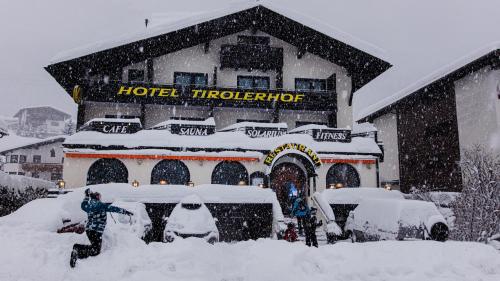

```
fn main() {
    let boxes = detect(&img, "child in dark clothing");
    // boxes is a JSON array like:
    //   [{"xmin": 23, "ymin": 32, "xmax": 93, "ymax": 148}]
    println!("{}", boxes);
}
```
[
  {"xmin": 304, "ymin": 207, "xmax": 323, "ymax": 247},
  {"xmin": 283, "ymin": 222, "xmax": 298, "ymax": 242}
]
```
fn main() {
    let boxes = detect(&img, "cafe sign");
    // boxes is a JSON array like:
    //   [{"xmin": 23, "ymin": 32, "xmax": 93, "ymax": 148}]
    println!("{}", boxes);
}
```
[
  {"xmin": 82, "ymin": 120, "xmax": 142, "ymax": 134},
  {"xmin": 264, "ymin": 143, "xmax": 321, "ymax": 167}
]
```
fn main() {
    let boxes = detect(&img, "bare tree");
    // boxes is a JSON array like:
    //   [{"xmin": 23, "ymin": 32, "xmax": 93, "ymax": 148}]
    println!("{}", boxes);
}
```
[{"xmin": 451, "ymin": 146, "xmax": 500, "ymax": 241}]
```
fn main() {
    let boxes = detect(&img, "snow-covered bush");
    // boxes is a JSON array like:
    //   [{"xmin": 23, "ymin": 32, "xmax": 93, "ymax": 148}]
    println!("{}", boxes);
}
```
[
  {"xmin": 0, "ymin": 171, "xmax": 52, "ymax": 216},
  {"xmin": 451, "ymin": 146, "xmax": 500, "ymax": 241}
]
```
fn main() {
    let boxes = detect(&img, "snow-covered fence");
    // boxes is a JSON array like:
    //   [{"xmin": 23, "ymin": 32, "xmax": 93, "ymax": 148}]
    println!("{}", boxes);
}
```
[{"xmin": 0, "ymin": 171, "xmax": 53, "ymax": 216}]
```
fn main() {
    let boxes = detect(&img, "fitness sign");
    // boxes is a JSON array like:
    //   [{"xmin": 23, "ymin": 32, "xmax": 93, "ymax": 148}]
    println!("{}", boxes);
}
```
[{"xmin": 264, "ymin": 143, "xmax": 322, "ymax": 168}]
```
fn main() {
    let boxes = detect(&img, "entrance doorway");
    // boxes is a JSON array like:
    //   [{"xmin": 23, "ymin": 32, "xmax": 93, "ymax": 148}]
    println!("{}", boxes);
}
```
[{"xmin": 270, "ymin": 162, "xmax": 306, "ymax": 214}]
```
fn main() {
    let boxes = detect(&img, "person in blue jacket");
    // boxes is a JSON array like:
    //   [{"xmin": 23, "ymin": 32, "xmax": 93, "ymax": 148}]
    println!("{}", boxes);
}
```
[
  {"xmin": 291, "ymin": 196, "xmax": 310, "ymax": 235},
  {"xmin": 70, "ymin": 188, "xmax": 133, "ymax": 268}
]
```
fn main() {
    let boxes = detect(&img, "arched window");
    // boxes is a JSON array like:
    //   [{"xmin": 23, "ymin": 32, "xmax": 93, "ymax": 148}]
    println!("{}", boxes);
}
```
[
  {"xmin": 50, "ymin": 148, "xmax": 56, "ymax": 157},
  {"xmin": 87, "ymin": 158, "xmax": 128, "ymax": 185},
  {"xmin": 211, "ymin": 161, "xmax": 248, "ymax": 185},
  {"xmin": 249, "ymin": 171, "xmax": 268, "ymax": 187},
  {"xmin": 326, "ymin": 163, "xmax": 360, "ymax": 188},
  {"xmin": 151, "ymin": 160, "xmax": 190, "ymax": 185}
]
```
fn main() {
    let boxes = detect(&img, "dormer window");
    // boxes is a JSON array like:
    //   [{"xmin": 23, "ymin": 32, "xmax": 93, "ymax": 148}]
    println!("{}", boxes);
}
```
[
  {"xmin": 128, "ymin": 69, "xmax": 145, "ymax": 83},
  {"xmin": 237, "ymin": 76, "xmax": 270, "ymax": 90},
  {"xmin": 174, "ymin": 72, "xmax": 207, "ymax": 87}
]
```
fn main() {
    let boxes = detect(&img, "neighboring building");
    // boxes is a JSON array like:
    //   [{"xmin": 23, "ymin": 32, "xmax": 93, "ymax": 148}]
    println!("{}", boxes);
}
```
[
  {"xmin": 359, "ymin": 43, "xmax": 500, "ymax": 193},
  {"xmin": 0, "ymin": 136, "xmax": 65, "ymax": 182},
  {"xmin": 0, "ymin": 116, "xmax": 19, "ymax": 132},
  {"xmin": 14, "ymin": 106, "xmax": 71, "ymax": 138},
  {"xmin": 45, "ymin": 3, "xmax": 391, "ymax": 208}
]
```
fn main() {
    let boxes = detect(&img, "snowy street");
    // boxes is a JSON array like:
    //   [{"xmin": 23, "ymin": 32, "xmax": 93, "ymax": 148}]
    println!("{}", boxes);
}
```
[{"xmin": 0, "ymin": 225, "xmax": 499, "ymax": 281}]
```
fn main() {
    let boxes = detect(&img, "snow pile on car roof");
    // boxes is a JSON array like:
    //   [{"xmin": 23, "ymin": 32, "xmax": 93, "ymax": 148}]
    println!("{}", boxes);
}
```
[{"xmin": 315, "ymin": 187, "xmax": 404, "ymax": 205}]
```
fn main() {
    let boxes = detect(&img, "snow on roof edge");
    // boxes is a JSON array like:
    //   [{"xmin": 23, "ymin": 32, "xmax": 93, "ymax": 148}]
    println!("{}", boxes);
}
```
[
  {"xmin": 0, "ymin": 135, "xmax": 66, "ymax": 154},
  {"xmin": 355, "ymin": 41, "xmax": 500, "ymax": 121},
  {"xmin": 49, "ymin": 0, "xmax": 390, "ymax": 65}
]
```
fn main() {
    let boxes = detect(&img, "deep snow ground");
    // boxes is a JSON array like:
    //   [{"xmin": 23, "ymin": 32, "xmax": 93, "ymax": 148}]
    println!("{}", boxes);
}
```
[{"xmin": 0, "ymin": 224, "xmax": 499, "ymax": 281}]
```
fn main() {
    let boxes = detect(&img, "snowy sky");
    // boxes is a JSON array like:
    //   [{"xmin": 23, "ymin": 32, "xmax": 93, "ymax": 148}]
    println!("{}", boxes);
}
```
[{"xmin": 0, "ymin": 0, "xmax": 499, "ymax": 119}]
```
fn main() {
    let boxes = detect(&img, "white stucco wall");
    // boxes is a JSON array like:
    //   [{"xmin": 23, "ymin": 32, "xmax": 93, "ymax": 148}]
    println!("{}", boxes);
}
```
[
  {"xmin": 373, "ymin": 113, "xmax": 400, "ymax": 184},
  {"xmin": 63, "ymin": 154, "xmax": 377, "ymax": 193},
  {"xmin": 455, "ymin": 67, "xmax": 500, "ymax": 155}
]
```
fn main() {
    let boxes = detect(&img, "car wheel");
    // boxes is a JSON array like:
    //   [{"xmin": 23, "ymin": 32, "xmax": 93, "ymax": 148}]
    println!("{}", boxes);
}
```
[
  {"xmin": 431, "ymin": 222, "xmax": 449, "ymax": 242},
  {"xmin": 207, "ymin": 237, "xmax": 217, "ymax": 244},
  {"xmin": 349, "ymin": 231, "xmax": 356, "ymax": 243}
]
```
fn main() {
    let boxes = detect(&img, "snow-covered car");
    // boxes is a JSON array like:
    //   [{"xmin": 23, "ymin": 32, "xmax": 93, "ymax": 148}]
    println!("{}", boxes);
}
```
[
  {"xmin": 487, "ymin": 234, "xmax": 500, "ymax": 250},
  {"xmin": 313, "ymin": 188, "xmax": 405, "ymax": 240},
  {"xmin": 107, "ymin": 201, "xmax": 152, "ymax": 239},
  {"xmin": 345, "ymin": 198, "xmax": 449, "ymax": 242},
  {"xmin": 163, "ymin": 194, "xmax": 219, "ymax": 243}
]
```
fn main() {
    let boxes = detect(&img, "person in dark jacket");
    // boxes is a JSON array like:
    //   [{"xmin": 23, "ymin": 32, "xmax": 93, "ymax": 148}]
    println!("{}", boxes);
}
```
[
  {"xmin": 70, "ymin": 188, "xmax": 133, "ymax": 268},
  {"xmin": 283, "ymin": 222, "xmax": 298, "ymax": 242},
  {"xmin": 291, "ymin": 197, "xmax": 310, "ymax": 235},
  {"xmin": 304, "ymin": 207, "xmax": 323, "ymax": 247}
]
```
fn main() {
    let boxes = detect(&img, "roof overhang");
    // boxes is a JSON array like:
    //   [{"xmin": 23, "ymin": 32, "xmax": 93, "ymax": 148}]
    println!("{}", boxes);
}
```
[
  {"xmin": 45, "ymin": 4, "xmax": 391, "ymax": 98},
  {"xmin": 359, "ymin": 47, "xmax": 500, "ymax": 122}
]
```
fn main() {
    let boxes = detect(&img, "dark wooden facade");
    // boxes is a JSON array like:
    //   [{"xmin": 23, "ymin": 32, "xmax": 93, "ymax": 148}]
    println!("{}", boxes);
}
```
[{"xmin": 396, "ymin": 83, "xmax": 462, "ymax": 192}]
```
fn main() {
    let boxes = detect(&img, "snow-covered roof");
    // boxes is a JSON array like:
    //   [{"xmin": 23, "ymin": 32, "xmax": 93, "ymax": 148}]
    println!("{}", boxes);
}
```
[
  {"xmin": 13, "ymin": 106, "xmax": 71, "ymax": 119},
  {"xmin": 0, "ymin": 135, "xmax": 66, "ymax": 154},
  {"xmin": 316, "ymin": 187, "xmax": 404, "ymax": 205},
  {"xmin": 63, "ymin": 129, "xmax": 382, "ymax": 155},
  {"xmin": 352, "ymin": 122, "xmax": 377, "ymax": 134},
  {"xmin": 151, "ymin": 117, "xmax": 215, "ymax": 129},
  {"xmin": 288, "ymin": 124, "xmax": 350, "ymax": 134},
  {"xmin": 219, "ymin": 122, "xmax": 287, "ymax": 131},
  {"xmin": 50, "ymin": 1, "xmax": 389, "ymax": 64},
  {"xmin": 356, "ymin": 41, "xmax": 500, "ymax": 121},
  {"xmin": 83, "ymin": 118, "xmax": 142, "ymax": 126}
]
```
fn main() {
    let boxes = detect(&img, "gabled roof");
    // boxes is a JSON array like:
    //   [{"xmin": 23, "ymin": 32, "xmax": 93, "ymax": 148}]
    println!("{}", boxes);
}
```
[
  {"xmin": 0, "ymin": 136, "xmax": 66, "ymax": 155},
  {"xmin": 45, "ymin": 2, "xmax": 391, "ymax": 96},
  {"xmin": 13, "ymin": 106, "xmax": 71, "ymax": 119},
  {"xmin": 357, "ymin": 42, "xmax": 500, "ymax": 121}
]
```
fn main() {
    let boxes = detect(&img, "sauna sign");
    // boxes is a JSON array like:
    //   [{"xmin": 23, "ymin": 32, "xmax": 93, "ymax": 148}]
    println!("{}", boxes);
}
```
[
  {"xmin": 264, "ymin": 143, "xmax": 321, "ymax": 167},
  {"xmin": 170, "ymin": 124, "xmax": 215, "ymax": 136}
]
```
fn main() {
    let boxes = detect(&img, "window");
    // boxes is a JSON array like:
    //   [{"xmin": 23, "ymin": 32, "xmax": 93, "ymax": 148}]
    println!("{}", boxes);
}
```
[
  {"xmin": 17, "ymin": 172, "xmax": 25, "ymax": 176},
  {"xmin": 295, "ymin": 78, "xmax": 327, "ymax": 92},
  {"xmin": 237, "ymin": 35, "xmax": 270, "ymax": 45},
  {"xmin": 50, "ymin": 121, "xmax": 59, "ymax": 126},
  {"xmin": 10, "ymin": 155, "xmax": 18, "ymax": 163},
  {"xmin": 211, "ymin": 161, "xmax": 248, "ymax": 185},
  {"xmin": 19, "ymin": 155, "xmax": 27, "ymax": 163},
  {"xmin": 237, "ymin": 76, "xmax": 270, "ymax": 90},
  {"xmin": 33, "ymin": 155, "xmax": 41, "ymax": 163},
  {"xmin": 174, "ymin": 72, "xmax": 207, "ymax": 87},
  {"xmin": 8, "ymin": 172, "xmax": 16, "ymax": 175},
  {"xmin": 128, "ymin": 69, "xmax": 145, "ymax": 83},
  {"xmin": 326, "ymin": 164, "xmax": 360, "ymax": 188},
  {"xmin": 31, "ymin": 172, "xmax": 39, "ymax": 178},
  {"xmin": 50, "ymin": 149, "xmax": 56, "ymax": 157},
  {"xmin": 51, "ymin": 173, "xmax": 62, "ymax": 181}
]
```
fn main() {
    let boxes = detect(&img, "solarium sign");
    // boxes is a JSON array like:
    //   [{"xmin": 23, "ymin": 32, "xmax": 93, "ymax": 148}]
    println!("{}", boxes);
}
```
[{"xmin": 264, "ymin": 143, "xmax": 322, "ymax": 168}]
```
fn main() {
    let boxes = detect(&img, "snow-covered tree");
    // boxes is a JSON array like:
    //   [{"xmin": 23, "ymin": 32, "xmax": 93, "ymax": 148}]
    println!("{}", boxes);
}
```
[
  {"xmin": 451, "ymin": 146, "xmax": 500, "ymax": 241},
  {"xmin": 63, "ymin": 119, "xmax": 75, "ymax": 135}
]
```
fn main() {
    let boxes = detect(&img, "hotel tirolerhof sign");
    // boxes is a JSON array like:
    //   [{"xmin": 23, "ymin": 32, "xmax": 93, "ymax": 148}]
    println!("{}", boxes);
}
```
[{"xmin": 116, "ymin": 85, "xmax": 306, "ymax": 103}]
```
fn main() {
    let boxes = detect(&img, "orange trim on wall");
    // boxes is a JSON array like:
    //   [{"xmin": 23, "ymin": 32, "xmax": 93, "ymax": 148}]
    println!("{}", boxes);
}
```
[
  {"xmin": 321, "ymin": 158, "xmax": 376, "ymax": 164},
  {"xmin": 65, "ymin": 153, "xmax": 260, "ymax": 162},
  {"xmin": 65, "ymin": 152, "xmax": 376, "ymax": 165}
]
